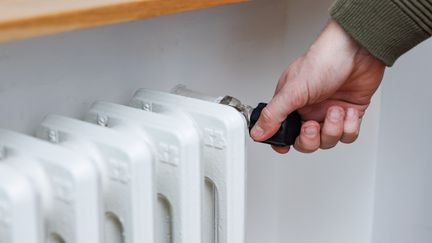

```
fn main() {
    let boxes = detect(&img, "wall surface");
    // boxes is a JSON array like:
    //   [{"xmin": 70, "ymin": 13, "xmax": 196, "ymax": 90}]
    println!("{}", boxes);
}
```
[
  {"xmin": 279, "ymin": 1, "xmax": 380, "ymax": 242},
  {"xmin": 0, "ymin": 0, "xmax": 412, "ymax": 242},
  {"xmin": 372, "ymin": 38, "xmax": 432, "ymax": 243}
]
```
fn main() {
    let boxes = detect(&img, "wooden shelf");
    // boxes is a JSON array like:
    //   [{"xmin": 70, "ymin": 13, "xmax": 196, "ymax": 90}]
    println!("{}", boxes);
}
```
[{"xmin": 0, "ymin": 0, "xmax": 246, "ymax": 43}]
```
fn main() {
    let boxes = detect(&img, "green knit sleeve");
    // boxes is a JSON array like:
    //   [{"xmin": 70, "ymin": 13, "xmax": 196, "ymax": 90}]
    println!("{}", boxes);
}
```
[{"xmin": 330, "ymin": 0, "xmax": 432, "ymax": 66}]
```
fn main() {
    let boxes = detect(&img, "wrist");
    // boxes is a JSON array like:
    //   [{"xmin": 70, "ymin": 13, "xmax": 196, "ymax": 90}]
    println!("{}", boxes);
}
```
[
  {"xmin": 326, "ymin": 20, "xmax": 386, "ymax": 66},
  {"xmin": 309, "ymin": 20, "xmax": 360, "ymax": 60}
]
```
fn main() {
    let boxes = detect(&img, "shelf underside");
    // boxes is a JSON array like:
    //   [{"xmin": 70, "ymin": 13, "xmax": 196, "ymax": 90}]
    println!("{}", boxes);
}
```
[{"xmin": 0, "ymin": 0, "xmax": 246, "ymax": 43}]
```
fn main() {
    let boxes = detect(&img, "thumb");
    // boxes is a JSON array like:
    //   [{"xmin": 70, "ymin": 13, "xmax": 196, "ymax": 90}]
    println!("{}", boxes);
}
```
[{"xmin": 250, "ymin": 83, "xmax": 307, "ymax": 141}]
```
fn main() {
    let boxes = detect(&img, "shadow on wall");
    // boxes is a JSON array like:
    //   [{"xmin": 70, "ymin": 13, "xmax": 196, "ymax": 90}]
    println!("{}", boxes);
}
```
[{"xmin": 0, "ymin": 0, "xmax": 286, "ymax": 133}]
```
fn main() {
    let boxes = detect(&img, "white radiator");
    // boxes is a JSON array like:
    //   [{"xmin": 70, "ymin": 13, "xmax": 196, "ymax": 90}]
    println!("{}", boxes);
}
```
[{"xmin": 0, "ymin": 88, "xmax": 246, "ymax": 243}]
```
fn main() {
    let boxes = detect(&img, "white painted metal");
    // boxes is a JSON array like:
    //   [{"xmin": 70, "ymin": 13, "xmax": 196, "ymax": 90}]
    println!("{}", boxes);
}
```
[
  {"xmin": 0, "ymin": 1, "xmax": 392, "ymax": 242},
  {"xmin": 35, "ymin": 115, "xmax": 155, "ymax": 243},
  {"xmin": 130, "ymin": 88, "xmax": 247, "ymax": 243},
  {"xmin": 84, "ymin": 102, "xmax": 202, "ymax": 243},
  {"xmin": 0, "ymin": 162, "xmax": 39, "ymax": 243},
  {"xmin": 0, "ymin": 130, "xmax": 101, "ymax": 243}
]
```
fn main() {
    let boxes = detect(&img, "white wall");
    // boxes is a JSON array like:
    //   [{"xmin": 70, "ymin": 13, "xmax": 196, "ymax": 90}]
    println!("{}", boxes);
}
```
[
  {"xmin": 278, "ymin": 1, "xmax": 380, "ymax": 242},
  {"xmin": 0, "ymin": 0, "xmax": 391, "ymax": 242},
  {"xmin": 371, "ymin": 38, "xmax": 432, "ymax": 243}
]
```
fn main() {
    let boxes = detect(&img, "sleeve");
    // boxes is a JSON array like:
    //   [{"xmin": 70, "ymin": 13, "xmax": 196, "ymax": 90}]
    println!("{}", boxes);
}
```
[{"xmin": 330, "ymin": 0, "xmax": 432, "ymax": 66}]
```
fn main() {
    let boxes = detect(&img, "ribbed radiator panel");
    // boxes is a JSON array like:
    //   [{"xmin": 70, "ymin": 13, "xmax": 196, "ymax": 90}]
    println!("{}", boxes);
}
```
[
  {"xmin": 0, "ymin": 89, "xmax": 246, "ymax": 243},
  {"xmin": 0, "ymin": 163, "xmax": 39, "ymax": 243},
  {"xmin": 130, "ymin": 89, "xmax": 246, "ymax": 243},
  {"xmin": 0, "ymin": 130, "xmax": 101, "ymax": 243},
  {"xmin": 36, "ymin": 115, "xmax": 155, "ymax": 243},
  {"xmin": 84, "ymin": 101, "xmax": 203, "ymax": 243}
]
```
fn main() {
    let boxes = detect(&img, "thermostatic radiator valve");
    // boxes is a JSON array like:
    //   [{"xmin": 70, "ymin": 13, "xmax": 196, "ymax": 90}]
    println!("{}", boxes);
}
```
[{"xmin": 172, "ymin": 85, "xmax": 302, "ymax": 147}]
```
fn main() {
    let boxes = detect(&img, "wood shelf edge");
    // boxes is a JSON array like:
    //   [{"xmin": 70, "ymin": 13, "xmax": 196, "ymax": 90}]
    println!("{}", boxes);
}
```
[{"xmin": 0, "ymin": 0, "xmax": 247, "ymax": 44}]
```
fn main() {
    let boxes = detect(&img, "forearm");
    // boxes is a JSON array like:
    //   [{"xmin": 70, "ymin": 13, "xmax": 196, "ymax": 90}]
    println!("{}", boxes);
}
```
[{"xmin": 330, "ymin": 0, "xmax": 432, "ymax": 66}]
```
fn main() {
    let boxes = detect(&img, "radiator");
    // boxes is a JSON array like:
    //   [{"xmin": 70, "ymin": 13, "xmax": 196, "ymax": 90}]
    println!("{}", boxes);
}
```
[{"xmin": 0, "ymin": 88, "xmax": 246, "ymax": 243}]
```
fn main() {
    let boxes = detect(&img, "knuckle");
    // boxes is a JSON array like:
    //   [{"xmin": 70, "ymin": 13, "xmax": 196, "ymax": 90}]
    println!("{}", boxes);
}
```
[
  {"xmin": 323, "ymin": 125, "xmax": 344, "ymax": 137},
  {"xmin": 260, "ymin": 106, "xmax": 274, "ymax": 122},
  {"xmin": 275, "ymin": 83, "xmax": 308, "ymax": 112},
  {"xmin": 322, "ymin": 128, "xmax": 343, "ymax": 140},
  {"xmin": 322, "ymin": 129, "xmax": 339, "ymax": 138},
  {"xmin": 289, "ymin": 85, "xmax": 308, "ymax": 109}
]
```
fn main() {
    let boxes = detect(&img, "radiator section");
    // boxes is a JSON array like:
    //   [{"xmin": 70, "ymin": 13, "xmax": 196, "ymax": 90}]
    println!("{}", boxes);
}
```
[
  {"xmin": 0, "ymin": 88, "xmax": 246, "ymax": 243},
  {"xmin": 0, "ymin": 163, "xmax": 39, "ymax": 243},
  {"xmin": 36, "ymin": 115, "xmax": 155, "ymax": 243},
  {"xmin": 130, "ymin": 89, "xmax": 247, "ymax": 243},
  {"xmin": 84, "ymin": 102, "xmax": 202, "ymax": 243},
  {"xmin": 0, "ymin": 130, "xmax": 101, "ymax": 243}
]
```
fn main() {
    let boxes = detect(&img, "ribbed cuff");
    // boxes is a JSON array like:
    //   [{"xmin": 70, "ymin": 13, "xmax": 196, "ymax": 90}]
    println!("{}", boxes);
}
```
[{"xmin": 330, "ymin": 0, "xmax": 430, "ymax": 66}]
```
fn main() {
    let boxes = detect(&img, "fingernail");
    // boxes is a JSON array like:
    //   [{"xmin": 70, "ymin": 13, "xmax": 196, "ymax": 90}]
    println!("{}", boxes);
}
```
[
  {"xmin": 329, "ymin": 108, "xmax": 342, "ymax": 122},
  {"xmin": 251, "ymin": 125, "xmax": 264, "ymax": 138},
  {"xmin": 304, "ymin": 126, "xmax": 317, "ymax": 138},
  {"xmin": 347, "ymin": 108, "xmax": 357, "ymax": 120}
]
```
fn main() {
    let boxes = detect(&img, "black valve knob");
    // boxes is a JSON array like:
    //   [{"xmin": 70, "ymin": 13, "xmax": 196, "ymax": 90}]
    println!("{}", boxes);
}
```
[{"xmin": 249, "ymin": 103, "xmax": 302, "ymax": 147}]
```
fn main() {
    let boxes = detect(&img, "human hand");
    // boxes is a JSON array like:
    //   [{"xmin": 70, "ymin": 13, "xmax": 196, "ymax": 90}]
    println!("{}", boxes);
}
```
[{"xmin": 250, "ymin": 20, "xmax": 386, "ymax": 154}]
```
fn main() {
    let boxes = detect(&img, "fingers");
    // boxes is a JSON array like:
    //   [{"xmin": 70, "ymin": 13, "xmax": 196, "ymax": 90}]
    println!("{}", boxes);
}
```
[
  {"xmin": 291, "ymin": 106, "xmax": 361, "ymax": 153},
  {"xmin": 251, "ymin": 83, "xmax": 307, "ymax": 141},
  {"xmin": 259, "ymin": 106, "xmax": 362, "ymax": 154},
  {"xmin": 293, "ymin": 121, "xmax": 321, "ymax": 153},
  {"xmin": 320, "ymin": 106, "xmax": 345, "ymax": 149},
  {"xmin": 271, "ymin": 121, "xmax": 321, "ymax": 154},
  {"xmin": 271, "ymin": 145, "xmax": 290, "ymax": 154},
  {"xmin": 341, "ymin": 108, "xmax": 361, "ymax": 144}
]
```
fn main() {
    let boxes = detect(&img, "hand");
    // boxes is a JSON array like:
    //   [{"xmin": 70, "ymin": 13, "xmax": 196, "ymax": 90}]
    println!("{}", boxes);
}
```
[{"xmin": 250, "ymin": 20, "xmax": 386, "ymax": 154}]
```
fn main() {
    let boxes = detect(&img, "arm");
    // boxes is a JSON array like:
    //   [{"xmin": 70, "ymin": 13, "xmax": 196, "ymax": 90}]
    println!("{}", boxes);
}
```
[
  {"xmin": 331, "ymin": 0, "xmax": 432, "ymax": 66},
  {"xmin": 251, "ymin": 0, "xmax": 432, "ymax": 154}
]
